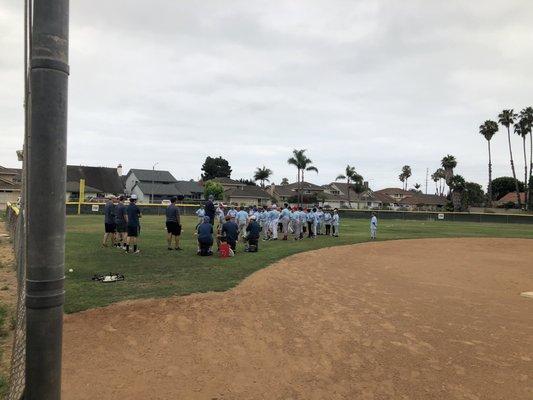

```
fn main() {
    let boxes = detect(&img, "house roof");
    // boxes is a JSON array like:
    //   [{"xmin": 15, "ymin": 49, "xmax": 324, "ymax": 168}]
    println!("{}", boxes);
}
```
[
  {"xmin": 375, "ymin": 187, "xmax": 412, "ymax": 196},
  {"xmin": 0, "ymin": 177, "xmax": 21, "ymax": 190},
  {"xmin": 210, "ymin": 177, "xmax": 242, "ymax": 185},
  {"xmin": 497, "ymin": 192, "xmax": 526, "ymax": 204},
  {"xmin": 272, "ymin": 181, "xmax": 323, "ymax": 197},
  {"xmin": 399, "ymin": 193, "xmax": 447, "ymax": 206},
  {"xmin": 371, "ymin": 192, "xmax": 396, "ymax": 204},
  {"xmin": 225, "ymin": 185, "xmax": 271, "ymax": 199},
  {"xmin": 127, "ymin": 169, "xmax": 177, "ymax": 183},
  {"xmin": 134, "ymin": 181, "xmax": 181, "ymax": 196},
  {"xmin": 175, "ymin": 180, "xmax": 204, "ymax": 196},
  {"xmin": 65, "ymin": 181, "xmax": 101, "ymax": 193},
  {"xmin": 67, "ymin": 165, "xmax": 124, "ymax": 194}
]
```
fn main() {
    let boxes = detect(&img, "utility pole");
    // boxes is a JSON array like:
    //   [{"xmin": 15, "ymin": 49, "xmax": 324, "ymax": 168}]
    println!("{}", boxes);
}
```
[
  {"xmin": 25, "ymin": 1, "xmax": 69, "ymax": 399},
  {"xmin": 425, "ymin": 168, "xmax": 428, "ymax": 195},
  {"xmin": 151, "ymin": 162, "xmax": 159, "ymax": 204}
]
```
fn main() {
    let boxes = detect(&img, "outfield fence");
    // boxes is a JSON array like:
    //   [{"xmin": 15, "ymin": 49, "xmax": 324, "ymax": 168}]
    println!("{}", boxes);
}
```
[
  {"xmin": 66, "ymin": 202, "xmax": 533, "ymax": 225},
  {"xmin": 4, "ymin": 203, "xmax": 26, "ymax": 400}
]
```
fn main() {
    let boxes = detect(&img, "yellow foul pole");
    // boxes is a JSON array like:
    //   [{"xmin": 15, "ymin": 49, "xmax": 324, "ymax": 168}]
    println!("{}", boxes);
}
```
[{"xmin": 78, "ymin": 179, "xmax": 85, "ymax": 215}]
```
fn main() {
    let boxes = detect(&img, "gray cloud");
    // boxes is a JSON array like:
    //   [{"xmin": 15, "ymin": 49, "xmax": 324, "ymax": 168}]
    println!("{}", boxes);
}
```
[{"xmin": 1, "ymin": 0, "xmax": 533, "ymax": 190}]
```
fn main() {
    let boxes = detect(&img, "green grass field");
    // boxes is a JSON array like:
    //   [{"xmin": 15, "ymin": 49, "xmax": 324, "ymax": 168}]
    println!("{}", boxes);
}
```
[{"xmin": 64, "ymin": 215, "xmax": 533, "ymax": 313}]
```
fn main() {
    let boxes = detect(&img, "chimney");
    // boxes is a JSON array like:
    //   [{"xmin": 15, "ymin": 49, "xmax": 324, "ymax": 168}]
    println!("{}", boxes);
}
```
[
  {"xmin": 363, "ymin": 181, "xmax": 369, "ymax": 190},
  {"xmin": 269, "ymin": 183, "xmax": 275, "ymax": 195},
  {"xmin": 117, "ymin": 164, "xmax": 123, "ymax": 176}
]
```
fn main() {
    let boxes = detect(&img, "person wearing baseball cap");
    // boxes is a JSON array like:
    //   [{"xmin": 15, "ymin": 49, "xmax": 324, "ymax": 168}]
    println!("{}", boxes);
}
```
[
  {"xmin": 125, "ymin": 194, "xmax": 142, "ymax": 253},
  {"xmin": 245, "ymin": 214, "xmax": 261, "ymax": 252},
  {"xmin": 102, "ymin": 195, "xmax": 117, "ymax": 247}
]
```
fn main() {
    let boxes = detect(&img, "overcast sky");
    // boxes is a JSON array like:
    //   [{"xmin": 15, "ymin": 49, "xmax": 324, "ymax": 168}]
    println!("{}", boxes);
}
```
[{"xmin": 2, "ymin": 1, "xmax": 533, "ymax": 191}]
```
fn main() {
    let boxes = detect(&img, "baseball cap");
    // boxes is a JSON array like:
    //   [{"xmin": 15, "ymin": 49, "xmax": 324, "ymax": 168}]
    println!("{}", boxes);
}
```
[{"xmin": 130, "ymin": 194, "xmax": 138, "ymax": 200}]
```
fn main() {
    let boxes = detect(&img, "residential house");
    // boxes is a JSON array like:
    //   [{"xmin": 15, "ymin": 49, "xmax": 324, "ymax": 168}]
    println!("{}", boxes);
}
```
[
  {"xmin": 0, "ymin": 166, "xmax": 22, "ymax": 210},
  {"xmin": 496, "ymin": 192, "xmax": 526, "ymax": 207},
  {"xmin": 174, "ymin": 180, "xmax": 204, "ymax": 201},
  {"xmin": 125, "ymin": 169, "xmax": 179, "ymax": 203},
  {"xmin": 268, "ymin": 181, "xmax": 324, "ymax": 205},
  {"xmin": 208, "ymin": 177, "xmax": 246, "ymax": 190},
  {"xmin": 223, "ymin": 185, "xmax": 271, "ymax": 206},
  {"xmin": 322, "ymin": 182, "xmax": 382, "ymax": 209},
  {"xmin": 374, "ymin": 188, "xmax": 446, "ymax": 211},
  {"xmin": 66, "ymin": 165, "xmax": 124, "ymax": 201}
]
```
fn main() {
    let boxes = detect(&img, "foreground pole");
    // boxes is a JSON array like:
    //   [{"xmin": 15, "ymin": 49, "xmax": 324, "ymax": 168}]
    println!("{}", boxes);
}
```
[{"xmin": 25, "ymin": 1, "xmax": 69, "ymax": 399}]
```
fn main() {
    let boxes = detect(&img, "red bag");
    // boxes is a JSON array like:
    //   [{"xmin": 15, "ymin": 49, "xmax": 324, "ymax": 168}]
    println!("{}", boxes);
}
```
[{"xmin": 219, "ymin": 242, "xmax": 230, "ymax": 258}]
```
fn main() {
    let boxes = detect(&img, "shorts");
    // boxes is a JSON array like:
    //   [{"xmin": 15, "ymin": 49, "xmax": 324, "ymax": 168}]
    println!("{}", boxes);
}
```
[
  {"xmin": 115, "ymin": 221, "xmax": 127, "ymax": 233},
  {"xmin": 104, "ymin": 223, "xmax": 116, "ymax": 233},
  {"xmin": 127, "ymin": 225, "xmax": 140, "ymax": 237},
  {"xmin": 166, "ymin": 221, "xmax": 182, "ymax": 236}
]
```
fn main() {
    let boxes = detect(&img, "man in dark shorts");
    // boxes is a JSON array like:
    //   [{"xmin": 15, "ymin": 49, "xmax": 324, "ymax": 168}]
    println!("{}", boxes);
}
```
[
  {"xmin": 221, "ymin": 214, "xmax": 239, "ymax": 252},
  {"xmin": 165, "ymin": 197, "xmax": 182, "ymax": 250},
  {"xmin": 125, "ymin": 194, "xmax": 141, "ymax": 253},
  {"xmin": 102, "ymin": 196, "xmax": 116, "ymax": 247},
  {"xmin": 114, "ymin": 195, "xmax": 127, "ymax": 249}
]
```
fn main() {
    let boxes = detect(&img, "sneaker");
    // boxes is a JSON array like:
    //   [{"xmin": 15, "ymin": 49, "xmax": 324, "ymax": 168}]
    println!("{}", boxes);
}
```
[
  {"xmin": 175, "ymin": 247, "xmax": 183, "ymax": 251},
  {"xmin": 168, "ymin": 247, "xmax": 173, "ymax": 251},
  {"xmin": 134, "ymin": 249, "xmax": 141, "ymax": 254}
]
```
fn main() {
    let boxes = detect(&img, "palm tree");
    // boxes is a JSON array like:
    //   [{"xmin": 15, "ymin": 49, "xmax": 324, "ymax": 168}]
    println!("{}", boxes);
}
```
[
  {"xmin": 514, "ymin": 119, "xmax": 530, "ymax": 206},
  {"xmin": 441, "ymin": 155, "xmax": 457, "ymax": 194},
  {"xmin": 401, "ymin": 165, "xmax": 412, "ymax": 190},
  {"xmin": 431, "ymin": 172, "xmax": 439, "ymax": 194},
  {"xmin": 336, "ymin": 165, "xmax": 363, "ymax": 207},
  {"xmin": 287, "ymin": 149, "xmax": 318, "ymax": 206},
  {"xmin": 520, "ymin": 107, "xmax": 533, "ymax": 208},
  {"xmin": 253, "ymin": 166, "xmax": 273, "ymax": 188},
  {"xmin": 498, "ymin": 109, "xmax": 521, "ymax": 207},
  {"xmin": 398, "ymin": 173, "xmax": 405, "ymax": 190},
  {"xmin": 479, "ymin": 120, "xmax": 499, "ymax": 206},
  {"xmin": 449, "ymin": 175, "xmax": 466, "ymax": 211},
  {"xmin": 413, "ymin": 183, "xmax": 421, "ymax": 191},
  {"xmin": 280, "ymin": 177, "xmax": 289, "ymax": 185}
]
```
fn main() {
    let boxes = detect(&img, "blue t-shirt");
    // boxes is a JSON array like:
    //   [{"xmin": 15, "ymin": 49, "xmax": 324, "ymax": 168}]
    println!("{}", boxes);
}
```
[
  {"xmin": 104, "ymin": 201, "xmax": 115, "ymax": 224},
  {"xmin": 114, "ymin": 203, "xmax": 126, "ymax": 224},
  {"xmin": 126, "ymin": 203, "xmax": 141, "ymax": 227},
  {"xmin": 197, "ymin": 222, "xmax": 213, "ymax": 242},
  {"xmin": 236, "ymin": 210, "xmax": 248, "ymax": 223}
]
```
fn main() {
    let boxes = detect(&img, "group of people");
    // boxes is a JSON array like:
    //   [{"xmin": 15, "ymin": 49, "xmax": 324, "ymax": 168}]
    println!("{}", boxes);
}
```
[
  {"xmin": 192, "ymin": 195, "xmax": 345, "ymax": 256},
  {"xmin": 102, "ymin": 194, "xmax": 378, "ymax": 257}
]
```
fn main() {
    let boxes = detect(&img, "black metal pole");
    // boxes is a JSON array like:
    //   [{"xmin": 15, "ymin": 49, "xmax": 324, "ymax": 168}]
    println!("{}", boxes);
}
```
[{"xmin": 25, "ymin": 1, "xmax": 69, "ymax": 399}]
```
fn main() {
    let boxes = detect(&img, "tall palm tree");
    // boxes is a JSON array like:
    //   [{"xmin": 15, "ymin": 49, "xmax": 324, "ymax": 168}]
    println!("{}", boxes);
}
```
[
  {"xmin": 398, "ymin": 173, "xmax": 405, "ymax": 190},
  {"xmin": 336, "ymin": 165, "xmax": 363, "ymax": 207},
  {"xmin": 498, "ymin": 109, "xmax": 521, "ymax": 208},
  {"xmin": 401, "ymin": 165, "xmax": 412, "ymax": 190},
  {"xmin": 520, "ymin": 107, "xmax": 533, "ymax": 209},
  {"xmin": 253, "ymin": 166, "xmax": 273, "ymax": 188},
  {"xmin": 515, "ymin": 119, "xmax": 531, "ymax": 207},
  {"xmin": 479, "ymin": 120, "xmax": 499, "ymax": 206},
  {"xmin": 287, "ymin": 149, "xmax": 318, "ymax": 205},
  {"xmin": 280, "ymin": 177, "xmax": 289, "ymax": 185},
  {"xmin": 431, "ymin": 172, "xmax": 439, "ymax": 194},
  {"xmin": 441, "ymin": 155, "xmax": 457, "ymax": 195}
]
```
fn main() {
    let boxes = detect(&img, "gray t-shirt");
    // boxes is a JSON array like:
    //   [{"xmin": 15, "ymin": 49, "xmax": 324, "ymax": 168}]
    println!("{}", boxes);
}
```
[
  {"xmin": 104, "ymin": 201, "xmax": 115, "ymax": 224},
  {"xmin": 165, "ymin": 204, "xmax": 180, "ymax": 224}
]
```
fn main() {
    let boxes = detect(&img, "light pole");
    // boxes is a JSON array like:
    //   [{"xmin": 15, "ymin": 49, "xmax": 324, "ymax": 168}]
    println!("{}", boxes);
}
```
[{"xmin": 151, "ymin": 162, "xmax": 159, "ymax": 204}]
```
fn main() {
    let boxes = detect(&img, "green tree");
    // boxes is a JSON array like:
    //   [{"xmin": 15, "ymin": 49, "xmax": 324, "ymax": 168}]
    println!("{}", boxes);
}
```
[
  {"xmin": 463, "ymin": 181, "xmax": 485, "ymax": 207},
  {"xmin": 514, "ymin": 119, "xmax": 531, "ymax": 206},
  {"xmin": 253, "ymin": 166, "xmax": 273, "ymax": 188},
  {"xmin": 203, "ymin": 181, "xmax": 224, "ymax": 200},
  {"xmin": 441, "ymin": 155, "xmax": 457, "ymax": 189},
  {"xmin": 490, "ymin": 176, "xmax": 525, "ymax": 200},
  {"xmin": 479, "ymin": 120, "xmax": 499, "ymax": 206},
  {"xmin": 336, "ymin": 165, "xmax": 363, "ymax": 207},
  {"xmin": 498, "ymin": 109, "xmax": 521, "ymax": 208},
  {"xmin": 287, "ymin": 149, "xmax": 318, "ymax": 206},
  {"xmin": 400, "ymin": 165, "xmax": 412, "ymax": 190},
  {"xmin": 449, "ymin": 174, "xmax": 466, "ymax": 211},
  {"xmin": 201, "ymin": 156, "xmax": 232, "ymax": 181},
  {"xmin": 520, "ymin": 107, "xmax": 533, "ymax": 209},
  {"xmin": 280, "ymin": 177, "xmax": 289, "ymax": 185}
]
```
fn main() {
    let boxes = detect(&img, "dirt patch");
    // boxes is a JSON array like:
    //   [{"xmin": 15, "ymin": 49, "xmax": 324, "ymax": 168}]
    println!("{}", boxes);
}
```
[{"xmin": 63, "ymin": 238, "xmax": 533, "ymax": 400}]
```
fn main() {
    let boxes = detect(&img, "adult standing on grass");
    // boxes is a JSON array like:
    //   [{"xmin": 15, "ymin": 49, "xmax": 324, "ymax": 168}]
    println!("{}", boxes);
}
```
[
  {"xmin": 165, "ymin": 197, "xmax": 182, "ymax": 251},
  {"xmin": 102, "ymin": 196, "xmax": 117, "ymax": 247},
  {"xmin": 197, "ymin": 216, "xmax": 214, "ymax": 256},
  {"xmin": 125, "ymin": 194, "xmax": 142, "ymax": 254},
  {"xmin": 269, "ymin": 205, "xmax": 280, "ymax": 240},
  {"xmin": 236, "ymin": 206, "xmax": 248, "ymax": 239},
  {"xmin": 205, "ymin": 195, "xmax": 216, "ymax": 225},
  {"xmin": 195, "ymin": 205, "xmax": 205, "ymax": 228},
  {"xmin": 323, "ymin": 209, "xmax": 332, "ymax": 236},
  {"xmin": 114, "ymin": 195, "xmax": 128, "ymax": 249},
  {"xmin": 246, "ymin": 215, "xmax": 261, "ymax": 251},
  {"xmin": 370, "ymin": 212, "xmax": 378, "ymax": 240},
  {"xmin": 280, "ymin": 203, "xmax": 291, "ymax": 240},
  {"xmin": 332, "ymin": 208, "xmax": 340, "ymax": 237}
]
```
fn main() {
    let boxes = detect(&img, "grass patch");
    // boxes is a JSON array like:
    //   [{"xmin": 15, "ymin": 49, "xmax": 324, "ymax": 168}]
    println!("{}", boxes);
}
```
[{"xmin": 64, "ymin": 215, "xmax": 533, "ymax": 313}]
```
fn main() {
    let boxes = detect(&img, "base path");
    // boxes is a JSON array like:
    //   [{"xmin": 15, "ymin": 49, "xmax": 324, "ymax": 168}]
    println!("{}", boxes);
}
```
[{"xmin": 63, "ymin": 238, "xmax": 533, "ymax": 400}]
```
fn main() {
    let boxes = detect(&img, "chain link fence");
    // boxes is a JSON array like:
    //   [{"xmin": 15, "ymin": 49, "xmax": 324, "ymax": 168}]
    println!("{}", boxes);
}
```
[{"xmin": 4, "ymin": 204, "xmax": 25, "ymax": 400}]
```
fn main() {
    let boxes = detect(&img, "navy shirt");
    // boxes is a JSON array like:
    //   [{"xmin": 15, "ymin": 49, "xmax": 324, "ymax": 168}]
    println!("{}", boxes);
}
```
[
  {"xmin": 221, "ymin": 221, "xmax": 239, "ymax": 242},
  {"xmin": 197, "ymin": 222, "xmax": 213, "ymax": 242},
  {"xmin": 126, "ymin": 203, "xmax": 141, "ymax": 227},
  {"xmin": 165, "ymin": 204, "xmax": 180, "ymax": 223},
  {"xmin": 104, "ymin": 201, "xmax": 115, "ymax": 224},
  {"xmin": 246, "ymin": 221, "xmax": 261, "ymax": 239},
  {"xmin": 204, "ymin": 200, "xmax": 216, "ymax": 221},
  {"xmin": 114, "ymin": 203, "xmax": 126, "ymax": 224}
]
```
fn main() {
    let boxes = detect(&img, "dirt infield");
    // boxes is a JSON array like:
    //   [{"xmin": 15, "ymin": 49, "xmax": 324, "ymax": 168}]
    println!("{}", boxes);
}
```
[{"xmin": 62, "ymin": 238, "xmax": 533, "ymax": 400}]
